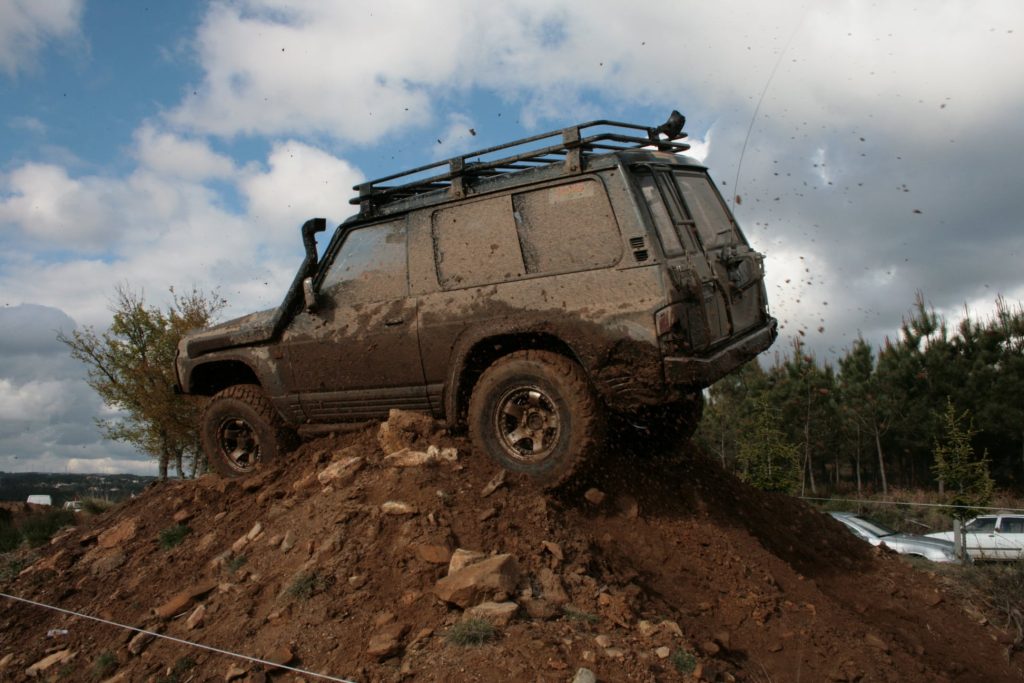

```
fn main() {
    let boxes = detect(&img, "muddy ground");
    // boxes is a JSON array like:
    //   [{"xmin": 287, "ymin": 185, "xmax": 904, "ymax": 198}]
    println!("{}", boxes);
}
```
[{"xmin": 1, "ymin": 417, "xmax": 1021, "ymax": 682}]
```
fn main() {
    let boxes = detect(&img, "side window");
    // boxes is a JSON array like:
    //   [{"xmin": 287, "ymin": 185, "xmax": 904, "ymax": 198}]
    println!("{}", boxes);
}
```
[
  {"xmin": 512, "ymin": 179, "xmax": 620, "ymax": 273},
  {"xmin": 320, "ymin": 221, "xmax": 408, "ymax": 304},
  {"xmin": 999, "ymin": 517, "xmax": 1024, "ymax": 534},
  {"xmin": 432, "ymin": 195, "xmax": 525, "ymax": 290}
]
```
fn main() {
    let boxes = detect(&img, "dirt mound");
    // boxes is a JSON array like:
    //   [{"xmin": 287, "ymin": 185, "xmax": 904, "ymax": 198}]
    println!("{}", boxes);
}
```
[{"xmin": 1, "ymin": 417, "xmax": 1020, "ymax": 682}]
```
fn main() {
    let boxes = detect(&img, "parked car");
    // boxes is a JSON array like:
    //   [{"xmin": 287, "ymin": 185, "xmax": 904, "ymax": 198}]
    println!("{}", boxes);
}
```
[
  {"xmin": 829, "ymin": 512, "xmax": 957, "ymax": 563},
  {"xmin": 926, "ymin": 513, "xmax": 1024, "ymax": 561}
]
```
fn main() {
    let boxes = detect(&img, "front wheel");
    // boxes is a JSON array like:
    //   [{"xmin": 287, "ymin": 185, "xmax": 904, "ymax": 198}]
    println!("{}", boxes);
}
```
[
  {"xmin": 468, "ymin": 350, "xmax": 604, "ymax": 488},
  {"xmin": 200, "ymin": 384, "xmax": 293, "ymax": 477}
]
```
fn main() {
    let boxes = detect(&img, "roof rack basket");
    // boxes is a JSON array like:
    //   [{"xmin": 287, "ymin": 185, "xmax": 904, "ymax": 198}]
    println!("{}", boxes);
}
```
[{"xmin": 351, "ymin": 110, "xmax": 689, "ymax": 215}]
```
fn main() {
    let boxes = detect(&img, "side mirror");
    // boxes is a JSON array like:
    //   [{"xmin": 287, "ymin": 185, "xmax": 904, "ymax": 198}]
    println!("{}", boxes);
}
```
[{"xmin": 302, "ymin": 276, "xmax": 317, "ymax": 312}]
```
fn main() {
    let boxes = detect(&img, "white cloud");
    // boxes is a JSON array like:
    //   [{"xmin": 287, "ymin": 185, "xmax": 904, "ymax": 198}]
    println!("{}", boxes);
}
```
[
  {"xmin": 0, "ymin": 378, "xmax": 69, "ymax": 421},
  {"xmin": 0, "ymin": 0, "xmax": 84, "ymax": 76},
  {"xmin": 134, "ymin": 124, "xmax": 236, "ymax": 181},
  {"xmin": 241, "ymin": 140, "xmax": 362, "ymax": 232}
]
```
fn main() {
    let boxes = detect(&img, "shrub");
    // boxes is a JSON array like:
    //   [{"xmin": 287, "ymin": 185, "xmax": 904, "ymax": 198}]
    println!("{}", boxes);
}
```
[
  {"xmin": 670, "ymin": 648, "xmax": 697, "ymax": 674},
  {"xmin": 81, "ymin": 498, "xmax": 116, "ymax": 515},
  {"xmin": 0, "ymin": 557, "xmax": 27, "ymax": 582},
  {"xmin": 225, "ymin": 554, "xmax": 247, "ymax": 572},
  {"xmin": 0, "ymin": 522, "xmax": 21, "ymax": 553},
  {"xmin": 90, "ymin": 652, "xmax": 118, "ymax": 681},
  {"xmin": 20, "ymin": 509, "xmax": 77, "ymax": 547},
  {"xmin": 562, "ymin": 606, "xmax": 600, "ymax": 623},
  {"xmin": 447, "ymin": 618, "xmax": 497, "ymax": 646},
  {"xmin": 285, "ymin": 572, "xmax": 323, "ymax": 600},
  {"xmin": 158, "ymin": 524, "xmax": 191, "ymax": 550}
]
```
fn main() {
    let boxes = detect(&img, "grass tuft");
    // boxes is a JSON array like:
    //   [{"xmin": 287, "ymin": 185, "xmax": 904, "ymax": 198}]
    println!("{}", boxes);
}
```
[
  {"xmin": 285, "ymin": 571, "xmax": 323, "ymax": 600},
  {"xmin": 447, "ymin": 618, "xmax": 498, "ymax": 646},
  {"xmin": 158, "ymin": 524, "xmax": 191, "ymax": 550},
  {"xmin": 562, "ymin": 605, "xmax": 600, "ymax": 623},
  {"xmin": 90, "ymin": 651, "xmax": 118, "ymax": 681},
  {"xmin": 670, "ymin": 648, "xmax": 697, "ymax": 674},
  {"xmin": 81, "ymin": 497, "xmax": 117, "ymax": 515}
]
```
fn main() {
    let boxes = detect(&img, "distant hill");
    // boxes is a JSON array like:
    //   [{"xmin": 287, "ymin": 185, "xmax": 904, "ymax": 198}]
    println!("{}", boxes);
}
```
[{"xmin": 0, "ymin": 472, "xmax": 156, "ymax": 505}]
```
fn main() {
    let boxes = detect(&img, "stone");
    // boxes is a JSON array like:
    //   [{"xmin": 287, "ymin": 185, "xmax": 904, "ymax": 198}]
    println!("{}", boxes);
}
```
[
  {"xmin": 246, "ymin": 522, "xmax": 263, "ymax": 541},
  {"xmin": 660, "ymin": 620, "xmax": 684, "ymax": 637},
  {"xmin": 91, "ymin": 551, "xmax": 126, "ymax": 576},
  {"xmin": 448, "ymin": 548, "xmax": 487, "ymax": 574},
  {"xmin": 224, "ymin": 663, "xmax": 247, "ymax": 681},
  {"xmin": 231, "ymin": 534, "xmax": 249, "ymax": 554},
  {"xmin": 714, "ymin": 630, "xmax": 731, "ymax": 649},
  {"xmin": 280, "ymin": 530, "xmax": 296, "ymax": 553},
  {"xmin": 655, "ymin": 646, "xmax": 671, "ymax": 659},
  {"xmin": 583, "ymin": 488, "xmax": 606, "ymax": 505},
  {"xmin": 378, "ymin": 409, "xmax": 437, "ymax": 453},
  {"xmin": 521, "ymin": 597, "xmax": 558, "ymax": 620},
  {"xmin": 366, "ymin": 623, "xmax": 410, "ymax": 660},
  {"xmin": 98, "ymin": 518, "xmax": 137, "ymax": 549},
  {"xmin": 173, "ymin": 509, "xmax": 193, "ymax": 524},
  {"xmin": 153, "ymin": 580, "xmax": 218, "ymax": 619},
  {"xmin": 572, "ymin": 668, "xmax": 597, "ymax": 683},
  {"xmin": 700, "ymin": 640, "xmax": 720, "ymax": 655},
  {"xmin": 594, "ymin": 635, "xmax": 612, "ymax": 648},
  {"xmin": 538, "ymin": 568, "xmax": 569, "ymax": 605},
  {"xmin": 430, "ymin": 445, "xmax": 459, "ymax": 462},
  {"xmin": 25, "ymin": 650, "xmax": 74, "ymax": 677},
  {"xmin": 266, "ymin": 644, "xmax": 294, "ymax": 666},
  {"xmin": 128, "ymin": 630, "xmax": 155, "ymax": 655},
  {"xmin": 636, "ymin": 620, "xmax": 658, "ymax": 638},
  {"xmin": 317, "ymin": 456, "xmax": 364, "ymax": 486},
  {"xmin": 465, "ymin": 601, "xmax": 519, "ymax": 626},
  {"xmin": 480, "ymin": 469, "xmax": 507, "ymax": 497},
  {"xmin": 0, "ymin": 653, "xmax": 12, "ymax": 669},
  {"xmin": 864, "ymin": 633, "xmax": 889, "ymax": 652},
  {"xmin": 414, "ymin": 543, "xmax": 452, "ymax": 565},
  {"xmin": 604, "ymin": 647, "xmax": 625, "ymax": 660},
  {"xmin": 615, "ymin": 494, "xmax": 639, "ymax": 519},
  {"xmin": 541, "ymin": 540, "xmax": 564, "ymax": 561},
  {"xmin": 381, "ymin": 500, "xmax": 417, "ymax": 515},
  {"xmin": 384, "ymin": 448, "xmax": 437, "ymax": 467},
  {"xmin": 186, "ymin": 604, "xmax": 206, "ymax": 630},
  {"xmin": 434, "ymin": 554, "xmax": 520, "ymax": 608}
]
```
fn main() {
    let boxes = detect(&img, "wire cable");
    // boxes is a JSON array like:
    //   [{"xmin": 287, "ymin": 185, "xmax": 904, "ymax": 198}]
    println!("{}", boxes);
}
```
[
  {"xmin": 0, "ymin": 591, "xmax": 358, "ymax": 683},
  {"xmin": 731, "ymin": 6, "xmax": 808, "ymax": 209}
]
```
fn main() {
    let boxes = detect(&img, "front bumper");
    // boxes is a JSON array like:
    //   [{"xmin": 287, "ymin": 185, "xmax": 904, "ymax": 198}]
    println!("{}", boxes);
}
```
[{"xmin": 664, "ymin": 319, "xmax": 777, "ymax": 387}]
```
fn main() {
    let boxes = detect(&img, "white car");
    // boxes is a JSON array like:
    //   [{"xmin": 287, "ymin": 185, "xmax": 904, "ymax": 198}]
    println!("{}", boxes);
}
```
[{"xmin": 927, "ymin": 514, "xmax": 1024, "ymax": 561}]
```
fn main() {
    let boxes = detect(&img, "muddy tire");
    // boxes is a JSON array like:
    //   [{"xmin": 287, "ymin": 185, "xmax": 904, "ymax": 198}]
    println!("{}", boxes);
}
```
[
  {"xmin": 201, "ymin": 384, "xmax": 293, "ymax": 477},
  {"xmin": 468, "ymin": 350, "xmax": 604, "ymax": 488}
]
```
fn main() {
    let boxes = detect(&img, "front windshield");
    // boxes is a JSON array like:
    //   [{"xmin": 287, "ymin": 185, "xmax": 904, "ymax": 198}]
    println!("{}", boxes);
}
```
[{"xmin": 850, "ymin": 516, "xmax": 897, "ymax": 537}]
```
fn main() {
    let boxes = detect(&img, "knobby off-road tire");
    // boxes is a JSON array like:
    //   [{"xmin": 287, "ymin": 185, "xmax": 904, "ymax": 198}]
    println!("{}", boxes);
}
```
[
  {"xmin": 201, "ymin": 384, "xmax": 293, "ymax": 477},
  {"xmin": 468, "ymin": 350, "xmax": 605, "ymax": 489}
]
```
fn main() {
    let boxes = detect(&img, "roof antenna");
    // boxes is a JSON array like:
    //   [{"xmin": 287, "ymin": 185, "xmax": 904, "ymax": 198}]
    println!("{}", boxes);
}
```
[{"xmin": 732, "ymin": 8, "xmax": 807, "ymax": 209}]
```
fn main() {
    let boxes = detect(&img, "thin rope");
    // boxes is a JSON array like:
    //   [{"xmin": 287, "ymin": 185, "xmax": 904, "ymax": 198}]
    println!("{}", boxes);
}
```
[
  {"xmin": 731, "ymin": 7, "xmax": 808, "ymax": 209},
  {"xmin": 0, "ymin": 592, "xmax": 358, "ymax": 683},
  {"xmin": 800, "ymin": 497, "xmax": 1024, "ymax": 514}
]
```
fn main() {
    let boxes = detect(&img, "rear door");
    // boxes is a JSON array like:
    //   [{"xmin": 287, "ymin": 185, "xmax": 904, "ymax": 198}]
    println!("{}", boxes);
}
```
[
  {"xmin": 635, "ymin": 167, "xmax": 768, "ymax": 350},
  {"xmin": 994, "ymin": 516, "xmax": 1024, "ymax": 560}
]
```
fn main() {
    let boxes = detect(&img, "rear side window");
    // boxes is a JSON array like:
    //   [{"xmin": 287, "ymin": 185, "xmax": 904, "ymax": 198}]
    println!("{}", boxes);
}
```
[
  {"xmin": 432, "ymin": 195, "xmax": 525, "ymax": 290},
  {"xmin": 966, "ymin": 517, "xmax": 997, "ymax": 533},
  {"xmin": 512, "ymin": 179, "xmax": 620, "ymax": 273},
  {"xmin": 1000, "ymin": 517, "xmax": 1024, "ymax": 533},
  {"xmin": 431, "ymin": 178, "xmax": 620, "ymax": 290}
]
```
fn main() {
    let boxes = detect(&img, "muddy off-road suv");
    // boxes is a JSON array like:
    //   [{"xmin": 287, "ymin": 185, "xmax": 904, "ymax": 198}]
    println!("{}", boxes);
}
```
[{"xmin": 175, "ymin": 111, "xmax": 777, "ymax": 485}]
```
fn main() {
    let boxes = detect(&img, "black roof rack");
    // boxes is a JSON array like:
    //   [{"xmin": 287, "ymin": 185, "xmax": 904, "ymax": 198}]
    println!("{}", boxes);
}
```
[{"xmin": 351, "ymin": 110, "xmax": 689, "ymax": 215}]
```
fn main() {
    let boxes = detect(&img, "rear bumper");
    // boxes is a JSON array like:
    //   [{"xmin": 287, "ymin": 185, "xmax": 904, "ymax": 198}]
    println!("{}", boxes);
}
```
[{"xmin": 664, "ymin": 318, "xmax": 777, "ymax": 387}]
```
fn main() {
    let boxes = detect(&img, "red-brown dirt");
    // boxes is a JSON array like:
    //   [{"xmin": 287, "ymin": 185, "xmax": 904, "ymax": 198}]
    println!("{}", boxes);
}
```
[{"xmin": 0, "ymin": 419, "xmax": 1021, "ymax": 682}]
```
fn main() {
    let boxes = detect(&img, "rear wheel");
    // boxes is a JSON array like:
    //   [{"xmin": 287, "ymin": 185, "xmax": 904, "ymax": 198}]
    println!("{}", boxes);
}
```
[
  {"xmin": 468, "ymin": 350, "xmax": 604, "ymax": 488},
  {"xmin": 200, "ymin": 384, "xmax": 293, "ymax": 477}
]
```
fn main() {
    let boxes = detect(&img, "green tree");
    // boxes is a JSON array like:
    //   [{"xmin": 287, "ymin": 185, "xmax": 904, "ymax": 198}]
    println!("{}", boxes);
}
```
[
  {"xmin": 58, "ymin": 286, "xmax": 223, "ymax": 479},
  {"xmin": 735, "ymin": 397, "xmax": 801, "ymax": 493},
  {"xmin": 932, "ymin": 398, "xmax": 994, "ymax": 520}
]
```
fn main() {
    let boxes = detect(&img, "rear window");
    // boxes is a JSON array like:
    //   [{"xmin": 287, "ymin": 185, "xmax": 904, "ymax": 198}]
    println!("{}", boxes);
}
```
[{"xmin": 672, "ymin": 173, "xmax": 739, "ymax": 250}]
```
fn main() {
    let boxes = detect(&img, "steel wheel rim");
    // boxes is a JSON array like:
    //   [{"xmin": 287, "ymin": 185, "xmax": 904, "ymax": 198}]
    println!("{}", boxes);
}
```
[
  {"xmin": 493, "ymin": 384, "xmax": 560, "ymax": 463},
  {"xmin": 216, "ymin": 417, "xmax": 261, "ymax": 473}
]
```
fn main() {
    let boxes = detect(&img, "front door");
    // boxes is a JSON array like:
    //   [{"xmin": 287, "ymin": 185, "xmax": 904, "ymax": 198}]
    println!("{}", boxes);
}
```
[{"xmin": 282, "ymin": 218, "xmax": 428, "ymax": 422}]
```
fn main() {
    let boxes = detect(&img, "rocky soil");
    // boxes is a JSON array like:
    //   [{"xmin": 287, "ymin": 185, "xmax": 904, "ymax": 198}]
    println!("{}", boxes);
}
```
[{"xmin": 1, "ymin": 411, "xmax": 1021, "ymax": 682}]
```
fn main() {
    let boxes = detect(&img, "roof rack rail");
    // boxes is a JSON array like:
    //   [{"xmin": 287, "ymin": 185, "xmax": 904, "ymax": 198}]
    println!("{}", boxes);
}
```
[{"xmin": 351, "ymin": 110, "xmax": 689, "ymax": 215}]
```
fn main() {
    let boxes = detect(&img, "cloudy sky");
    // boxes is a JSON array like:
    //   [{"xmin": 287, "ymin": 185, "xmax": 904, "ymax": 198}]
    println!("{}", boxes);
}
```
[{"xmin": 1, "ymin": 1, "xmax": 1022, "ymax": 475}]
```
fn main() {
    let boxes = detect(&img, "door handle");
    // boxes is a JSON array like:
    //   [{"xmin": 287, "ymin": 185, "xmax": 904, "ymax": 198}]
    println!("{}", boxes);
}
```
[{"xmin": 384, "ymin": 318, "xmax": 404, "ymax": 327}]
